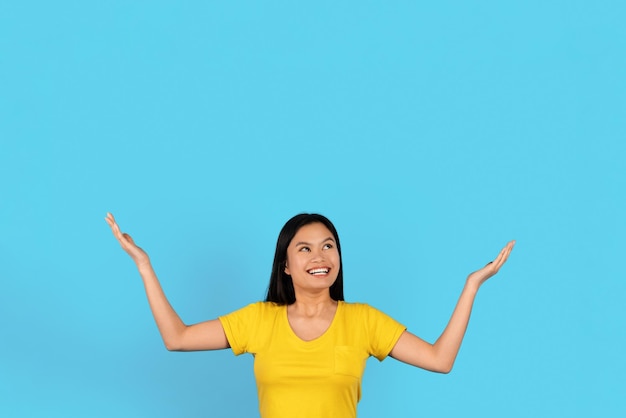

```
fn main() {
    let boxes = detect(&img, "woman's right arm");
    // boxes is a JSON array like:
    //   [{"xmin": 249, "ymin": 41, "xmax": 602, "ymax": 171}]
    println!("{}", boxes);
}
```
[{"xmin": 105, "ymin": 213, "xmax": 229, "ymax": 352}]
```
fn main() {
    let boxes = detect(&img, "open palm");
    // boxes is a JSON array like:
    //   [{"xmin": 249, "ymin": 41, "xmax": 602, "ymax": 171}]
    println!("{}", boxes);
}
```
[
  {"xmin": 105, "ymin": 212, "xmax": 150, "ymax": 266},
  {"xmin": 466, "ymin": 240, "xmax": 515, "ymax": 289}
]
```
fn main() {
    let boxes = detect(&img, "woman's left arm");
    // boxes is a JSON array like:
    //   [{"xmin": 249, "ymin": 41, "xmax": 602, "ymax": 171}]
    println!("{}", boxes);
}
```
[{"xmin": 389, "ymin": 240, "xmax": 515, "ymax": 373}]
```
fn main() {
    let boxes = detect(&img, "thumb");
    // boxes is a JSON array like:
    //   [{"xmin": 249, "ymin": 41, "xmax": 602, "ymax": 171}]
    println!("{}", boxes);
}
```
[{"xmin": 122, "ymin": 233, "xmax": 137, "ymax": 246}]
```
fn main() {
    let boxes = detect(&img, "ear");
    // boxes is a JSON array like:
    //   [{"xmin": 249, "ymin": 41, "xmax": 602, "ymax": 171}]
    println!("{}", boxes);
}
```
[{"xmin": 284, "ymin": 261, "xmax": 290, "ymax": 276}]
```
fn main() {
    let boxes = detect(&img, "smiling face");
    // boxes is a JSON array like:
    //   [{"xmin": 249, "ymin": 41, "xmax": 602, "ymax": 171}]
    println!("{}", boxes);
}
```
[{"xmin": 284, "ymin": 222, "xmax": 341, "ymax": 297}]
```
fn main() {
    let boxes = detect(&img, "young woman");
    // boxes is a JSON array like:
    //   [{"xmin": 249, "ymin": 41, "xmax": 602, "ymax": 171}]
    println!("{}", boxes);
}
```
[{"xmin": 105, "ymin": 212, "xmax": 514, "ymax": 418}]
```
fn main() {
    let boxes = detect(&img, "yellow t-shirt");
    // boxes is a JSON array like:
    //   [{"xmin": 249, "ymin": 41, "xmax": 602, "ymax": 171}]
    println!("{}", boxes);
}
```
[{"xmin": 219, "ymin": 301, "xmax": 406, "ymax": 418}]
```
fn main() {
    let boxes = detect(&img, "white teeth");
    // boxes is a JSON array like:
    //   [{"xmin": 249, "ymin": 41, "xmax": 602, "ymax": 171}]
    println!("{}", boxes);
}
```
[{"xmin": 308, "ymin": 268, "xmax": 329, "ymax": 275}]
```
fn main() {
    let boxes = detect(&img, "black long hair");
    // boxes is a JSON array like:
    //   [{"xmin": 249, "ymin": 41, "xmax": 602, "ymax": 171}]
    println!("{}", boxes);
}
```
[{"xmin": 265, "ymin": 213, "xmax": 344, "ymax": 305}]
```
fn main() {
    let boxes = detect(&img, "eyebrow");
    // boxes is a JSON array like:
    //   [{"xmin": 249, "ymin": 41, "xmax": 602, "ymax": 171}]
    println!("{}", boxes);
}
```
[{"xmin": 294, "ymin": 237, "xmax": 335, "ymax": 247}]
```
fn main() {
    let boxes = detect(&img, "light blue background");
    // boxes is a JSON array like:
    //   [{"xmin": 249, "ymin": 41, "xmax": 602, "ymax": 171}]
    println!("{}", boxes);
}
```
[{"xmin": 1, "ymin": 1, "xmax": 624, "ymax": 417}]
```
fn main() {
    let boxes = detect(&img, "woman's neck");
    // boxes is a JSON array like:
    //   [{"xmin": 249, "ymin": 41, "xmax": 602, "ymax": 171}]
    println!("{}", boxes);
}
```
[{"xmin": 290, "ymin": 291, "xmax": 336, "ymax": 317}]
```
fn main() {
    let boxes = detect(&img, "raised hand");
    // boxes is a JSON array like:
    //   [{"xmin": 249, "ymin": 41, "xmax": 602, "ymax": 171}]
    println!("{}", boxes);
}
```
[
  {"xmin": 105, "ymin": 212, "xmax": 150, "ymax": 266},
  {"xmin": 466, "ymin": 240, "xmax": 515, "ymax": 290}
]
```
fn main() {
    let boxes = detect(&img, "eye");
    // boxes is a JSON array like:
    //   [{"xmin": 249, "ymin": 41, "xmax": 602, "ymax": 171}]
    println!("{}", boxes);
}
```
[
  {"xmin": 299, "ymin": 246, "xmax": 310, "ymax": 252},
  {"xmin": 323, "ymin": 243, "xmax": 333, "ymax": 250}
]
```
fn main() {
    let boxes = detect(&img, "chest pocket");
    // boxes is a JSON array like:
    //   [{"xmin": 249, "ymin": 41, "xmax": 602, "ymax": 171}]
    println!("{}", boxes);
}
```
[{"xmin": 334, "ymin": 346, "xmax": 366, "ymax": 378}]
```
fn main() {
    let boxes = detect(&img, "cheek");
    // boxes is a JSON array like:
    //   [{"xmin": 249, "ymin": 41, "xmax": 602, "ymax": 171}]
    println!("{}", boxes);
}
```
[{"xmin": 284, "ymin": 252, "xmax": 299, "ymax": 273}]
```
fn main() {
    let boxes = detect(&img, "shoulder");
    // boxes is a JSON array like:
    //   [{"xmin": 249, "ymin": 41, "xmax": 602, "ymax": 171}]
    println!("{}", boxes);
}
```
[
  {"xmin": 339, "ymin": 301, "xmax": 404, "ymax": 327},
  {"xmin": 340, "ymin": 301, "xmax": 385, "ymax": 314},
  {"xmin": 254, "ymin": 301, "xmax": 284, "ymax": 316},
  {"xmin": 223, "ymin": 301, "xmax": 283, "ymax": 317},
  {"xmin": 219, "ymin": 302, "xmax": 283, "ymax": 339},
  {"xmin": 339, "ymin": 301, "xmax": 392, "ymax": 320}
]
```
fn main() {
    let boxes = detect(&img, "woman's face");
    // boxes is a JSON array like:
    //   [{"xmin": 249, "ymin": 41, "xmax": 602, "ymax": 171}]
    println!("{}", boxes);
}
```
[{"xmin": 284, "ymin": 222, "xmax": 341, "ymax": 296}]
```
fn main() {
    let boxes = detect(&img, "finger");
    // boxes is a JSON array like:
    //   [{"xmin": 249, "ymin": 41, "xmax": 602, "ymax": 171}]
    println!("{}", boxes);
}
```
[
  {"xmin": 123, "ymin": 233, "xmax": 136, "ymax": 246},
  {"xmin": 105, "ymin": 212, "xmax": 116, "ymax": 225},
  {"xmin": 492, "ymin": 247, "xmax": 506, "ymax": 266},
  {"xmin": 109, "ymin": 220, "xmax": 124, "ymax": 239},
  {"xmin": 105, "ymin": 214, "xmax": 128, "ymax": 243},
  {"xmin": 488, "ymin": 247, "xmax": 507, "ymax": 271},
  {"xmin": 493, "ymin": 241, "xmax": 515, "ymax": 270},
  {"xmin": 105, "ymin": 212, "xmax": 116, "ymax": 228},
  {"xmin": 502, "ymin": 241, "xmax": 515, "ymax": 261}
]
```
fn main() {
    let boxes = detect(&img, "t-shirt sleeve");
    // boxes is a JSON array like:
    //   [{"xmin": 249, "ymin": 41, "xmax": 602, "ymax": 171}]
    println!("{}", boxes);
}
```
[
  {"xmin": 364, "ymin": 304, "xmax": 407, "ymax": 361},
  {"xmin": 218, "ymin": 302, "xmax": 261, "ymax": 355}
]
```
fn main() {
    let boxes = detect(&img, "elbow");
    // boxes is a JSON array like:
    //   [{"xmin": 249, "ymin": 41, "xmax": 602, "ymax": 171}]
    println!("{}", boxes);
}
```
[
  {"xmin": 163, "ymin": 337, "xmax": 183, "ymax": 352},
  {"xmin": 431, "ymin": 350, "xmax": 455, "ymax": 374},
  {"xmin": 431, "ymin": 365, "xmax": 452, "ymax": 374},
  {"xmin": 438, "ymin": 364, "xmax": 453, "ymax": 374},
  {"xmin": 164, "ymin": 341, "xmax": 178, "ymax": 351},
  {"xmin": 163, "ymin": 327, "xmax": 188, "ymax": 351},
  {"xmin": 432, "ymin": 360, "xmax": 454, "ymax": 374}
]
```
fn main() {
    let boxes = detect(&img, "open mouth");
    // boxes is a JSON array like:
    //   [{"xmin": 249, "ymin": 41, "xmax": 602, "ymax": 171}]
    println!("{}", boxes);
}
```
[{"xmin": 307, "ymin": 267, "xmax": 330, "ymax": 276}]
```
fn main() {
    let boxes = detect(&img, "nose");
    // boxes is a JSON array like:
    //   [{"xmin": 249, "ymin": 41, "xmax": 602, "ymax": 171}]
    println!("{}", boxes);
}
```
[{"xmin": 310, "ymin": 247, "xmax": 325, "ymax": 262}]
